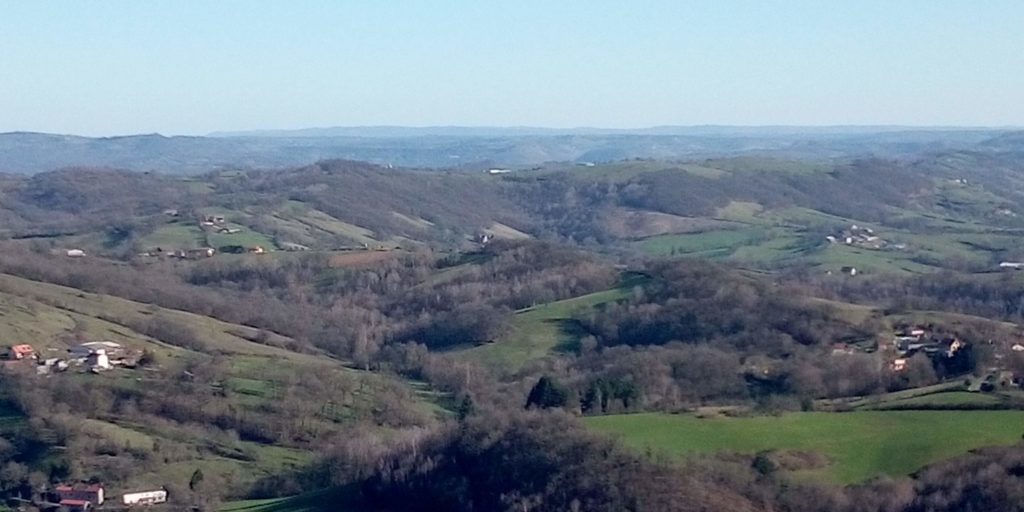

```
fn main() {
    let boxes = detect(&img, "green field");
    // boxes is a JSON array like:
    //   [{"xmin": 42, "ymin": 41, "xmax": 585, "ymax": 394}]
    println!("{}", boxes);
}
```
[
  {"xmin": 714, "ymin": 201, "xmax": 765, "ymax": 222},
  {"xmin": 634, "ymin": 229, "xmax": 761, "ymax": 257},
  {"xmin": 557, "ymin": 157, "xmax": 829, "ymax": 183},
  {"xmin": 627, "ymin": 183, "xmax": 1023, "ymax": 273},
  {"xmin": 702, "ymin": 156, "xmax": 832, "ymax": 175},
  {"xmin": 633, "ymin": 225, "xmax": 818, "ymax": 266},
  {"xmin": 80, "ymin": 419, "xmax": 157, "ymax": 449},
  {"xmin": 0, "ymin": 273, "xmax": 305, "ymax": 359},
  {"xmin": 586, "ymin": 411, "xmax": 1024, "ymax": 483},
  {"xmin": 695, "ymin": 220, "xmax": 977, "ymax": 274},
  {"xmin": 558, "ymin": 161, "xmax": 679, "ymax": 182},
  {"xmin": 816, "ymin": 382, "xmax": 965, "ymax": 411},
  {"xmin": 460, "ymin": 275, "xmax": 646, "ymax": 371},
  {"xmin": 812, "ymin": 245, "xmax": 938, "ymax": 274},
  {"xmin": 728, "ymin": 233, "xmax": 808, "ymax": 264},
  {"xmin": 872, "ymin": 391, "xmax": 1005, "ymax": 409},
  {"xmin": 631, "ymin": 220, "xmax": 996, "ymax": 275},
  {"xmin": 139, "ymin": 223, "xmax": 206, "ymax": 249},
  {"xmin": 207, "ymin": 228, "xmax": 276, "ymax": 250},
  {"xmin": 275, "ymin": 202, "xmax": 379, "ymax": 245},
  {"xmin": 221, "ymin": 487, "xmax": 359, "ymax": 512}
]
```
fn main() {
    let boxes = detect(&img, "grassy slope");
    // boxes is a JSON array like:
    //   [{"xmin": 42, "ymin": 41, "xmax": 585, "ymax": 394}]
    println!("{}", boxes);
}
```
[
  {"xmin": 872, "ymin": 391, "xmax": 1005, "ymax": 409},
  {"xmin": 270, "ymin": 201, "xmax": 388, "ymax": 246},
  {"xmin": 221, "ymin": 486, "xmax": 362, "ymax": 512},
  {"xmin": 488, "ymin": 222, "xmax": 532, "ymax": 240},
  {"xmin": 132, "ymin": 201, "xmax": 387, "ymax": 254},
  {"xmin": 459, "ymin": 288, "xmax": 629, "ymax": 371},
  {"xmin": 625, "ymin": 172, "xmax": 1024, "ymax": 274},
  {"xmin": 0, "ymin": 273, "xmax": 302, "ymax": 359},
  {"xmin": 557, "ymin": 157, "xmax": 827, "ymax": 183},
  {"xmin": 817, "ymin": 383, "xmax": 968, "ymax": 410},
  {"xmin": 0, "ymin": 272, "xmax": 444, "ymax": 497},
  {"xmin": 634, "ymin": 229, "xmax": 761, "ymax": 257},
  {"xmin": 0, "ymin": 273, "xmax": 329, "ymax": 491},
  {"xmin": 459, "ymin": 275, "xmax": 645, "ymax": 371},
  {"xmin": 207, "ymin": 229, "xmax": 277, "ymax": 250},
  {"xmin": 586, "ymin": 411, "xmax": 1024, "ymax": 484},
  {"xmin": 295, "ymin": 209, "xmax": 378, "ymax": 245},
  {"xmin": 139, "ymin": 223, "xmax": 206, "ymax": 249}
]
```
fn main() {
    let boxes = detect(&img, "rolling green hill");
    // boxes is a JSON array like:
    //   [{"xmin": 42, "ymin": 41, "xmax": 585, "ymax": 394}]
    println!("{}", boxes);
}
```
[{"xmin": 4, "ymin": 152, "xmax": 1024, "ymax": 276}]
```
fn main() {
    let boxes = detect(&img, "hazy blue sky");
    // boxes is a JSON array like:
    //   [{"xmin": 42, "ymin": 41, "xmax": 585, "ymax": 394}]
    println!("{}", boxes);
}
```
[{"xmin": 1, "ymin": 1, "xmax": 1022, "ymax": 135}]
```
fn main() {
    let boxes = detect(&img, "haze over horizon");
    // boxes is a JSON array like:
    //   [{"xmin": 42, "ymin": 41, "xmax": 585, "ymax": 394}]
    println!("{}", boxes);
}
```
[
  {"xmin": 2, "ymin": 1, "xmax": 1023, "ymax": 136},
  {"xmin": 4, "ymin": 124, "xmax": 1022, "ymax": 141}
]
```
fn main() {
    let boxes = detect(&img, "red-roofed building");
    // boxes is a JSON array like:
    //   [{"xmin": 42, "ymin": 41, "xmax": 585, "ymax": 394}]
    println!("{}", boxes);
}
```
[
  {"xmin": 7, "ymin": 344, "xmax": 35, "ymax": 360},
  {"xmin": 55, "ymin": 483, "xmax": 104, "ymax": 507}
]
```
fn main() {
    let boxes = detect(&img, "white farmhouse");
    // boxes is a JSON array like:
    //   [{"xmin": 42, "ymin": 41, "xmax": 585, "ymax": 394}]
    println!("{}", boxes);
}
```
[
  {"xmin": 87, "ymin": 349, "xmax": 111, "ymax": 370},
  {"xmin": 122, "ymin": 489, "xmax": 168, "ymax": 506},
  {"xmin": 69, "ymin": 341, "xmax": 123, "ymax": 360}
]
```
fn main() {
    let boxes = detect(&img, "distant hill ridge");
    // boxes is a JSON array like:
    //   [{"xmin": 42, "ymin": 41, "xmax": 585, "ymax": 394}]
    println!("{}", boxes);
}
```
[
  {"xmin": 0, "ymin": 127, "xmax": 1019, "ymax": 175},
  {"xmin": 208, "ymin": 125, "xmax": 1004, "ymax": 138}
]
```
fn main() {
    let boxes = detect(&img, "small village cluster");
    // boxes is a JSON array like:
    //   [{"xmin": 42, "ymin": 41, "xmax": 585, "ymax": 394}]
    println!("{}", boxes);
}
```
[
  {"xmin": 48, "ymin": 482, "xmax": 166, "ymax": 510},
  {"xmin": 824, "ymin": 224, "xmax": 904, "ymax": 251},
  {"xmin": 197, "ymin": 213, "xmax": 239, "ymax": 234},
  {"xmin": 827, "ymin": 325, "xmax": 1024, "ymax": 391},
  {"xmin": 2, "ymin": 341, "xmax": 140, "ymax": 375},
  {"xmin": 830, "ymin": 326, "xmax": 971, "ymax": 373},
  {"xmin": 64, "ymin": 210, "xmax": 415, "ymax": 263},
  {"xmin": 138, "ymin": 212, "xmax": 266, "ymax": 259},
  {"xmin": 889, "ymin": 327, "xmax": 966, "ymax": 372},
  {"xmin": 4, "ymin": 345, "xmax": 167, "ymax": 510},
  {"xmin": 822, "ymin": 224, "xmax": 1024, "ymax": 275}
]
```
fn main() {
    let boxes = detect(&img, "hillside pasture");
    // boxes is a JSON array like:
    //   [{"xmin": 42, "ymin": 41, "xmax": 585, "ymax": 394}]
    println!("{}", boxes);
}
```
[
  {"xmin": 139, "ymin": 223, "xmax": 206, "ymax": 250},
  {"xmin": 460, "ymin": 275, "xmax": 646, "ymax": 371},
  {"xmin": 812, "ymin": 245, "xmax": 938, "ymax": 274},
  {"xmin": 294, "ymin": 209, "xmax": 378, "ymax": 245},
  {"xmin": 327, "ymin": 250, "xmax": 398, "ymax": 268},
  {"xmin": 221, "ymin": 487, "xmax": 360, "ymax": 512},
  {"xmin": 603, "ymin": 208, "xmax": 739, "ymax": 239},
  {"xmin": 727, "ymin": 233, "xmax": 808, "ymax": 264},
  {"xmin": 586, "ymin": 411, "xmax": 1024, "ymax": 484},
  {"xmin": 207, "ymin": 228, "xmax": 276, "ymax": 251},
  {"xmin": 633, "ymin": 228, "xmax": 761, "ymax": 257},
  {"xmin": 870, "ymin": 392, "xmax": 1006, "ymax": 410},
  {"xmin": 701, "ymin": 156, "xmax": 833, "ymax": 175},
  {"xmin": 487, "ymin": 222, "xmax": 532, "ymax": 240},
  {"xmin": 0, "ymin": 273, "xmax": 305, "ymax": 359},
  {"xmin": 714, "ymin": 201, "xmax": 765, "ymax": 223},
  {"xmin": 0, "ymin": 272, "xmax": 443, "ymax": 500}
]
